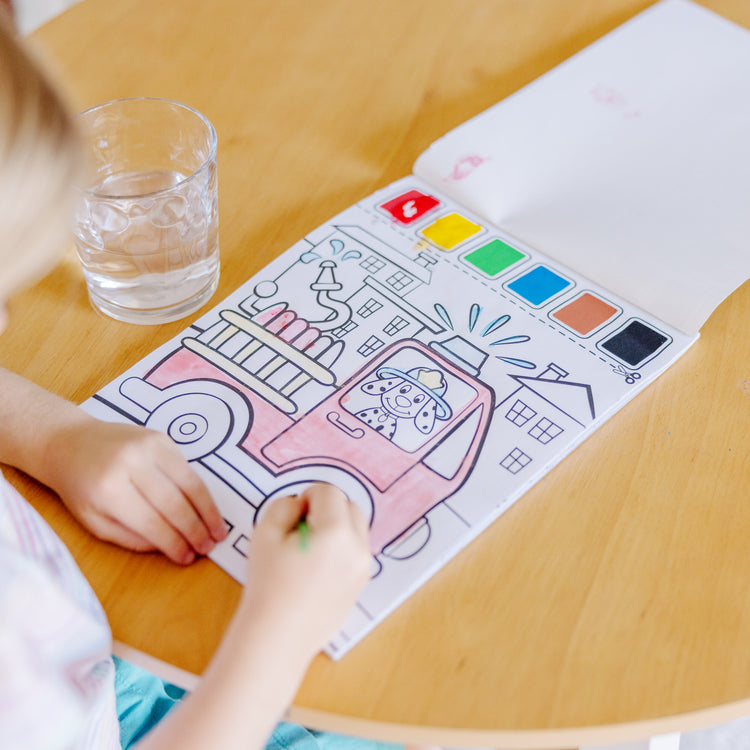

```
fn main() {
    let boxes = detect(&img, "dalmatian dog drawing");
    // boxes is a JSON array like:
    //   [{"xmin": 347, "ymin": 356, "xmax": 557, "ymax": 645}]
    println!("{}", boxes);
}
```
[{"xmin": 354, "ymin": 365, "xmax": 453, "ymax": 446}]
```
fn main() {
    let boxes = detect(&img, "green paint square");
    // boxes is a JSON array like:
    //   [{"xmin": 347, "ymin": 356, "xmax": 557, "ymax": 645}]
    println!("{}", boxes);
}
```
[{"xmin": 463, "ymin": 239, "xmax": 525, "ymax": 277}]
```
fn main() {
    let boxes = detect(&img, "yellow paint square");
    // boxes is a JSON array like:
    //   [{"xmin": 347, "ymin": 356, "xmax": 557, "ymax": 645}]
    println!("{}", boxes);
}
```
[{"xmin": 420, "ymin": 212, "xmax": 482, "ymax": 250}]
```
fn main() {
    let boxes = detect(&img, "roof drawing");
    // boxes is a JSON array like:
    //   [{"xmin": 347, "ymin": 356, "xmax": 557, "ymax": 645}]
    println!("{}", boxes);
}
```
[{"xmin": 510, "ymin": 372, "xmax": 596, "ymax": 426}]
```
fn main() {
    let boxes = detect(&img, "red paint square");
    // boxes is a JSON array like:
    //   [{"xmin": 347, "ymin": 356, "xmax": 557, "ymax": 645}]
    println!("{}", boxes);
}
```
[{"xmin": 380, "ymin": 190, "xmax": 440, "ymax": 225}]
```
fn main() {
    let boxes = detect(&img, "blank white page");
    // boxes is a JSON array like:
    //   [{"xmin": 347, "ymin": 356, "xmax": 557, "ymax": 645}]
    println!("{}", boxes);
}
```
[{"xmin": 414, "ymin": 0, "xmax": 750, "ymax": 335}]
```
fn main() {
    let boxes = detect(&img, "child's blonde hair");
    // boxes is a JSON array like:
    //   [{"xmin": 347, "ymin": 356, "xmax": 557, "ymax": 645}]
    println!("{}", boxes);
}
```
[{"xmin": 0, "ymin": 18, "xmax": 82, "ymax": 304}]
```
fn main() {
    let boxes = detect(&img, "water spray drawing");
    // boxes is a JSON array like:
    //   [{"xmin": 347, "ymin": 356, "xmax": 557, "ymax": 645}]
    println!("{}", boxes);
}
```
[
  {"xmin": 300, "ymin": 237, "xmax": 362, "ymax": 264},
  {"xmin": 433, "ymin": 302, "xmax": 536, "ymax": 370}
]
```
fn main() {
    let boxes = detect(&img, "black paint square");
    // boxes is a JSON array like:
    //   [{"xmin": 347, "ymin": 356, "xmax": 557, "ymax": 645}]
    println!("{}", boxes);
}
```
[{"xmin": 601, "ymin": 320, "xmax": 668, "ymax": 366}]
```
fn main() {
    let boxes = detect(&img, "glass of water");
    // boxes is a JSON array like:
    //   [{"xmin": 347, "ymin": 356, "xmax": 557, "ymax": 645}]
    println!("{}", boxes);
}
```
[{"xmin": 73, "ymin": 97, "xmax": 220, "ymax": 324}]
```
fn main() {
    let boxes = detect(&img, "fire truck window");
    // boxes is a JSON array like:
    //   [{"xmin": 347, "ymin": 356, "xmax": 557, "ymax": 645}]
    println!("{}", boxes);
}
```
[
  {"xmin": 341, "ymin": 347, "xmax": 477, "ymax": 452},
  {"xmin": 422, "ymin": 406, "xmax": 482, "ymax": 479}
]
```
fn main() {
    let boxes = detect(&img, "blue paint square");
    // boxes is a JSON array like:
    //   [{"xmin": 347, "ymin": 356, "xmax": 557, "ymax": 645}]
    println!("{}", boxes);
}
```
[{"xmin": 507, "ymin": 266, "xmax": 572, "ymax": 306}]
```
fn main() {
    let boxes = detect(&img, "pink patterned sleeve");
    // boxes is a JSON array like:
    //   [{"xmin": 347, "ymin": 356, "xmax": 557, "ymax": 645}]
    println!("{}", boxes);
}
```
[{"xmin": 0, "ymin": 472, "xmax": 121, "ymax": 749}]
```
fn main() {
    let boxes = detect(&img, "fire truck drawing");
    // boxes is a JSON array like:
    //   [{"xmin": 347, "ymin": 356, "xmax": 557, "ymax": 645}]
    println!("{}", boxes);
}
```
[
  {"xmin": 111, "ymin": 300, "xmax": 495, "ymax": 562},
  {"xmin": 93, "ymin": 220, "xmax": 588, "ymax": 568}
]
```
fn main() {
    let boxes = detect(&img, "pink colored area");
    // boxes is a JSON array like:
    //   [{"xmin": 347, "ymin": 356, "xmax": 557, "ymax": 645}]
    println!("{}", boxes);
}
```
[
  {"xmin": 147, "ymin": 348, "xmax": 293, "ymax": 455},
  {"xmin": 252, "ymin": 303, "xmax": 287, "ymax": 325},
  {"xmin": 262, "ymin": 406, "xmax": 448, "ymax": 553}
]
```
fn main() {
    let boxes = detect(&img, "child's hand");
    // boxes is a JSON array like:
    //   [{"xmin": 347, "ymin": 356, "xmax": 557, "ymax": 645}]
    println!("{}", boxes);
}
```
[
  {"xmin": 45, "ymin": 417, "xmax": 227, "ymax": 565},
  {"xmin": 240, "ymin": 483, "xmax": 371, "ymax": 661},
  {"xmin": 0, "ymin": 368, "xmax": 227, "ymax": 564}
]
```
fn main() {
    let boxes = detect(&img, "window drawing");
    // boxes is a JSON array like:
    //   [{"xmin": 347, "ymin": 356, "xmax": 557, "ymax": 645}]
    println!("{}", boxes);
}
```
[
  {"xmin": 500, "ymin": 447, "xmax": 532, "ymax": 474},
  {"xmin": 357, "ymin": 335, "xmax": 385, "ymax": 357},
  {"xmin": 332, "ymin": 320, "xmax": 358, "ymax": 338},
  {"xmin": 357, "ymin": 298, "xmax": 383, "ymax": 318},
  {"xmin": 505, "ymin": 398, "xmax": 537, "ymax": 427},
  {"xmin": 383, "ymin": 315, "xmax": 409, "ymax": 336},
  {"xmin": 386, "ymin": 270, "xmax": 413, "ymax": 291},
  {"xmin": 528, "ymin": 416, "xmax": 564, "ymax": 444},
  {"xmin": 360, "ymin": 255, "xmax": 386, "ymax": 273}
]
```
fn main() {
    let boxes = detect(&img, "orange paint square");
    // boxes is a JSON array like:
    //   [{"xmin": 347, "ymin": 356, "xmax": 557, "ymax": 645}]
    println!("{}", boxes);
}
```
[{"xmin": 552, "ymin": 292, "xmax": 619, "ymax": 336}]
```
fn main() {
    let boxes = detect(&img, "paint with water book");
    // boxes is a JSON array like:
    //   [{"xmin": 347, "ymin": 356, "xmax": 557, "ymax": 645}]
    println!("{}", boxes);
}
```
[{"xmin": 84, "ymin": 0, "xmax": 750, "ymax": 657}]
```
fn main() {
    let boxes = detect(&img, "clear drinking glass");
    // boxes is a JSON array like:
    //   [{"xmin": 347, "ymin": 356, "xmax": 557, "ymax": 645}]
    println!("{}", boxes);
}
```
[{"xmin": 73, "ymin": 97, "xmax": 220, "ymax": 324}]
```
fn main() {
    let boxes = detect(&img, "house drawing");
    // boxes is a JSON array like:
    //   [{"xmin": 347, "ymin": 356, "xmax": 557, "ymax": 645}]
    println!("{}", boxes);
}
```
[{"xmin": 495, "ymin": 363, "xmax": 596, "ymax": 475}]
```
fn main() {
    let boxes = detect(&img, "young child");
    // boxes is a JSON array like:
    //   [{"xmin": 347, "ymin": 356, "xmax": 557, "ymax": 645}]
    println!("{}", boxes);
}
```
[{"xmin": 0, "ymin": 17, "xmax": 388, "ymax": 750}]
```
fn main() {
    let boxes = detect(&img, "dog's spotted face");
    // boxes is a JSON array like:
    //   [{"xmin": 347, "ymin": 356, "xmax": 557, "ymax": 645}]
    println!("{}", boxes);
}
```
[{"xmin": 361, "ymin": 376, "xmax": 438, "ymax": 434}]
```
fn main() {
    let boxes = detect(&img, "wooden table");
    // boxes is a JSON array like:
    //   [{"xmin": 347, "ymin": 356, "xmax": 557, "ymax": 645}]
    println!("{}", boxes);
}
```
[{"xmin": 3, "ymin": 1, "xmax": 749, "ymax": 747}]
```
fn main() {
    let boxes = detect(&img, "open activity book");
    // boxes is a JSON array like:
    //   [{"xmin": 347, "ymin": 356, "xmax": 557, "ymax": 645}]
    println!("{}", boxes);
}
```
[{"xmin": 84, "ymin": 0, "xmax": 750, "ymax": 658}]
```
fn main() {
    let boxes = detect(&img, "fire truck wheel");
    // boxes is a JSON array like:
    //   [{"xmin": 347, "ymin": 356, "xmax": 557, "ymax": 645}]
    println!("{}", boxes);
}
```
[
  {"xmin": 145, "ymin": 388, "xmax": 252, "ymax": 460},
  {"xmin": 254, "ymin": 468, "xmax": 374, "ymax": 528}
]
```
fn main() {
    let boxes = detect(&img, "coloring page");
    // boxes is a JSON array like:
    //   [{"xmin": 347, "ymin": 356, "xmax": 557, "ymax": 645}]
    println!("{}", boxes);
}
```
[{"xmin": 84, "ymin": 176, "xmax": 696, "ymax": 657}]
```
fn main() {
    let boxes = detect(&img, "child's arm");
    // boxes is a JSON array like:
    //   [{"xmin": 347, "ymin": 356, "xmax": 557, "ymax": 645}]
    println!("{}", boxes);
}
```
[
  {"xmin": 0, "ymin": 366, "xmax": 227, "ymax": 564},
  {"xmin": 136, "ymin": 483, "xmax": 372, "ymax": 750}
]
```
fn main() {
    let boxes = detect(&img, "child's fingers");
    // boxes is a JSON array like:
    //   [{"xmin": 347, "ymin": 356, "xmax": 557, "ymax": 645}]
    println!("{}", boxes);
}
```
[
  {"xmin": 116, "ymin": 493, "xmax": 197, "ymax": 565},
  {"xmin": 82, "ymin": 506, "xmax": 197, "ymax": 565},
  {"xmin": 84, "ymin": 514, "xmax": 156, "ymax": 553},
  {"xmin": 155, "ymin": 443, "xmax": 227, "ymax": 542},
  {"xmin": 346, "ymin": 499, "xmax": 370, "ymax": 541},
  {"xmin": 260, "ymin": 493, "xmax": 308, "ymax": 532},
  {"xmin": 302, "ymin": 483, "xmax": 350, "ymax": 529},
  {"xmin": 131, "ymin": 467, "xmax": 217, "ymax": 557}
]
